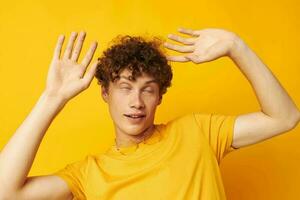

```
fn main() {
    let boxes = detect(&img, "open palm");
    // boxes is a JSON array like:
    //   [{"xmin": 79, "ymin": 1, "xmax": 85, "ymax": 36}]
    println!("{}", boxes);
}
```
[
  {"xmin": 46, "ymin": 32, "xmax": 98, "ymax": 101},
  {"xmin": 164, "ymin": 28, "xmax": 238, "ymax": 63}
]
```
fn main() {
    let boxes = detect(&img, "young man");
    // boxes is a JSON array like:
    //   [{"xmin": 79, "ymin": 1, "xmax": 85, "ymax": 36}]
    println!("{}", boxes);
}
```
[{"xmin": 0, "ymin": 28, "xmax": 299, "ymax": 200}]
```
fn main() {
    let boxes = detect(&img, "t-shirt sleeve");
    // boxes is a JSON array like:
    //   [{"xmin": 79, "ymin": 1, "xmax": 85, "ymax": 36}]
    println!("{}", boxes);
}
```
[
  {"xmin": 53, "ymin": 156, "xmax": 90, "ymax": 200},
  {"xmin": 193, "ymin": 113, "xmax": 238, "ymax": 163}
]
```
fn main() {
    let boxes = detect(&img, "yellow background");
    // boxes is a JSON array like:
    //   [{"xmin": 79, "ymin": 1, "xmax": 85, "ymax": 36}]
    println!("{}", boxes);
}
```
[{"xmin": 1, "ymin": 0, "xmax": 300, "ymax": 199}]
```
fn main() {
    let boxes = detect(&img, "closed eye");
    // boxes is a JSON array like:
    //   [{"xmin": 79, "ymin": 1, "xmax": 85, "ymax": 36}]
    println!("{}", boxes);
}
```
[{"xmin": 143, "ymin": 89, "xmax": 153, "ymax": 93}]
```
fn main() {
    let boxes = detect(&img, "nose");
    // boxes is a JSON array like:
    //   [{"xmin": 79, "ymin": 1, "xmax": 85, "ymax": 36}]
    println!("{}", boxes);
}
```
[{"xmin": 129, "ymin": 91, "xmax": 145, "ymax": 109}]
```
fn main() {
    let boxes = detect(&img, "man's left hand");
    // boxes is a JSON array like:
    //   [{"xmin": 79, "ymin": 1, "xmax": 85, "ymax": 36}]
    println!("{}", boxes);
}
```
[{"xmin": 164, "ymin": 28, "xmax": 241, "ymax": 63}]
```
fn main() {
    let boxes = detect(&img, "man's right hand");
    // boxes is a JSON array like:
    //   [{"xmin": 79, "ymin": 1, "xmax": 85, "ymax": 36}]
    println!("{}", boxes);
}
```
[
  {"xmin": 45, "ymin": 31, "xmax": 98, "ymax": 103},
  {"xmin": 0, "ymin": 31, "xmax": 98, "ymax": 200}
]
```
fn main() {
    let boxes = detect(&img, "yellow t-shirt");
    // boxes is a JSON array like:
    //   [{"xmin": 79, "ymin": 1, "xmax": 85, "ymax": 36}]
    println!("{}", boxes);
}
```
[{"xmin": 54, "ymin": 113, "xmax": 238, "ymax": 200}]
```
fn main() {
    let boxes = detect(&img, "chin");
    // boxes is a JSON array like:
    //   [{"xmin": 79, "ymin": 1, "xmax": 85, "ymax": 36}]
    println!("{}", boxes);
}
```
[
  {"xmin": 124, "ymin": 126, "xmax": 146, "ymax": 136},
  {"xmin": 122, "ymin": 122, "xmax": 151, "ymax": 136}
]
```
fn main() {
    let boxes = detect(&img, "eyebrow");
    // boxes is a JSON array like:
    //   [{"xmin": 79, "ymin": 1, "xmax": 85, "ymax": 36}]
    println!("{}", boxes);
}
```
[{"xmin": 119, "ymin": 75, "xmax": 157, "ymax": 84}]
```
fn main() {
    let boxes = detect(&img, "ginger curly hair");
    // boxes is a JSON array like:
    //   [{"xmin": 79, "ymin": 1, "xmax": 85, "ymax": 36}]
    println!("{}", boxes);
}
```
[{"xmin": 95, "ymin": 35, "xmax": 173, "ymax": 96}]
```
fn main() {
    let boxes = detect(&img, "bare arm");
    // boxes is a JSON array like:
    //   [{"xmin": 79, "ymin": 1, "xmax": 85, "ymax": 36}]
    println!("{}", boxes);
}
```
[
  {"xmin": 227, "ymin": 37, "xmax": 300, "ymax": 148},
  {"xmin": 0, "ymin": 92, "xmax": 66, "ymax": 199},
  {"xmin": 0, "ymin": 31, "xmax": 98, "ymax": 199},
  {"xmin": 164, "ymin": 27, "xmax": 300, "ymax": 148}
]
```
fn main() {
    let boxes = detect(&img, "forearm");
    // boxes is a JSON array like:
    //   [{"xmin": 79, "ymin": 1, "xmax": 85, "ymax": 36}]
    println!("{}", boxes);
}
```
[
  {"xmin": 0, "ymin": 91, "xmax": 66, "ymax": 193},
  {"xmin": 229, "ymin": 37, "xmax": 300, "ymax": 125}
]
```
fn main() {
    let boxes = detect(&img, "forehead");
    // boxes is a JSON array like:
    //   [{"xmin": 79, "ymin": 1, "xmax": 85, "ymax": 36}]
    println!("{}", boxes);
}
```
[{"xmin": 116, "ymin": 69, "xmax": 157, "ymax": 85}]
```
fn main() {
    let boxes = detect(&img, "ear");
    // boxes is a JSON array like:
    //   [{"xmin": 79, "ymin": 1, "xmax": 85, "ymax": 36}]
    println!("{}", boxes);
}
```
[{"xmin": 101, "ymin": 86, "xmax": 109, "ymax": 103}]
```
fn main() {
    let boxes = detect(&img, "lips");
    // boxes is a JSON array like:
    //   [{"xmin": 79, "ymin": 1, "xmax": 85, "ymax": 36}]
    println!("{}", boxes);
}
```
[{"xmin": 124, "ymin": 113, "xmax": 146, "ymax": 118}]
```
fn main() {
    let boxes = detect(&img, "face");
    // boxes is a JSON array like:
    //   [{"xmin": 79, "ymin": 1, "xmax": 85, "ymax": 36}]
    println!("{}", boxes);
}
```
[{"xmin": 101, "ymin": 68, "xmax": 162, "ymax": 137}]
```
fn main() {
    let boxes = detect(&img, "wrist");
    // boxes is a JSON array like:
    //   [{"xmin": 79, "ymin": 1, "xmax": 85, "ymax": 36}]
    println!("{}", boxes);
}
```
[
  {"xmin": 228, "ymin": 35, "xmax": 247, "ymax": 59},
  {"xmin": 41, "ymin": 90, "xmax": 68, "ymax": 108}
]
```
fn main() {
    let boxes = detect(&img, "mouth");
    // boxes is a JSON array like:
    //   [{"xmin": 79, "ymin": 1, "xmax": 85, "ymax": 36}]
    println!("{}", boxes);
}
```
[
  {"xmin": 124, "ymin": 114, "xmax": 146, "ymax": 119},
  {"xmin": 124, "ymin": 114, "xmax": 146, "ymax": 124}
]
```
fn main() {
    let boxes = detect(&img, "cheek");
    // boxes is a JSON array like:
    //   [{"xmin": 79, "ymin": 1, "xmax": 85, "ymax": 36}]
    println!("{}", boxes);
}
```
[
  {"xmin": 111, "ymin": 90, "xmax": 126, "ymax": 103},
  {"xmin": 147, "ymin": 94, "xmax": 160, "ymax": 104},
  {"xmin": 145, "ymin": 99, "xmax": 159, "ymax": 112},
  {"xmin": 109, "ymin": 93, "xmax": 128, "ymax": 114}
]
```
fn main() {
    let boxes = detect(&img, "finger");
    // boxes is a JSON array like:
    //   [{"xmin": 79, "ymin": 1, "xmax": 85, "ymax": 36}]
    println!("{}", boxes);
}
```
[
  {"xmin": 71, "ymin": 31, "xmax": 86, "ymax": 62},
  {"xmin": 81, "ymin": 61, "xmax": 98, "ymax": 88},
  {"xmin": 178, "ymin": 27, "xmax": 201, "ymax": 37},
  {"xmin": 164, "ymin": 42, "xmax": 194, "ymax": 53},
  {"xmin": 63, "ymin": 32, "xmax": 78, "ymax": 60},
  {"xmin": 185, "ymin": 54, "xmax": 203, "ymax": 63},
  {"xmin": 187, "ymin": 52, "xmax": 217, "ymax": 64},
  {"xmin": 81, "ymin": 42, "xmax": 98, "ymax": 67},
  {"xmin": 166, "ymin": 55, "xmax": 189, "ymax": 62},
  {"xmin": 53, "ymin": 35, "xmax": 65, "ymax": 60},
  {"xmin": 167, "ymin": 34, "xmax": 195, "ymax": 45}
]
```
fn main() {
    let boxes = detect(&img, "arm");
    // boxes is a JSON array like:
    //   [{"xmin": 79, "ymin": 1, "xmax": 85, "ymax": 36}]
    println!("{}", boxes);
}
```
[
  {"xmin": 226, "ymin": 36, "xmax": 300, "ymax": 148},
  {"xmin": 0, "ymin": 31, "xmax": 98, "ymax": 199},
  {"xmin": 164, "ymin": 28, "xmax": 300, "ymax": 148}
]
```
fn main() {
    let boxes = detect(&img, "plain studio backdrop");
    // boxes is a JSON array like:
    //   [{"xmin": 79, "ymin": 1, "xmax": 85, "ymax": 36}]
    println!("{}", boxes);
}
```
[{"xmin": 0, "ymin": 0, "xmax": 299, "ymax": 199}]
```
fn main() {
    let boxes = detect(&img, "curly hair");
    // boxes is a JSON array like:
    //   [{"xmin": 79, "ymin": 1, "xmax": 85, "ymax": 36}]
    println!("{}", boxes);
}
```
[{"xmin": 95, "ymin": 35, "xmax": 173, "ymax": 96}]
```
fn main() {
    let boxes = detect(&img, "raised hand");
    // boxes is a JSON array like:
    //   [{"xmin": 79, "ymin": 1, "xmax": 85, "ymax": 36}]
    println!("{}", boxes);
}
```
[
  {"xmin": 164, "ymin": 28, "xmax": 240, "ymax": 64},
  {"xmin": 45, "ymin": 31, "xmax": 98, "ymax": 102}
]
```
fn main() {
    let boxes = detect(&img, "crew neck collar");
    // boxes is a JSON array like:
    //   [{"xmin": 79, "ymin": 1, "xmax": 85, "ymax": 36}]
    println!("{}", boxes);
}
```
[{"xmin": 105, "ymin": 124, "xmax": 165, "ymax": 158}]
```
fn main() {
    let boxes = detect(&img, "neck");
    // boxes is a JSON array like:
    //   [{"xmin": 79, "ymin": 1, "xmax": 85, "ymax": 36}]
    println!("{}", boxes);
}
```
[{"xmin": 115, "ymin": 124, "xmax": 156, "ymax": 148}]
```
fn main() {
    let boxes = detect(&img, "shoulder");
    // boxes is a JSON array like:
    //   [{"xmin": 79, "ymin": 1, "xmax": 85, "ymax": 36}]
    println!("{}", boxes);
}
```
[
  {"xmin": 56, "ymin": 154, "xmax": 97, "ymax": 174},
  {"xmin": 163, "ymin": 113, "xmax": 209, "ymax": 135},
  {"xmin": 166, "ymin": 112, "xmax": 212, "ymax": 127},
  {"xmin": 164, "ymin": 112, "xmax": 234, "ymax": 134}
]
